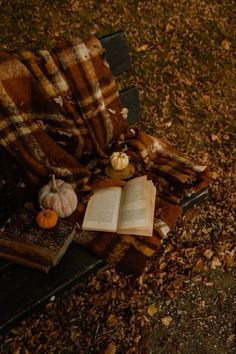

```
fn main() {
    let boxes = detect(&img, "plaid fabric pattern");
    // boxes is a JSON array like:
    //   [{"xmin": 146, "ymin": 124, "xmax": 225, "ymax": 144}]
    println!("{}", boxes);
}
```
[
  {"xmin": 127, "ymin": 129, "xmax": 210, "ymax": 204},
  {"xmin": 0, "ymin": 37, "xmax": 128, "ymax": 183}
]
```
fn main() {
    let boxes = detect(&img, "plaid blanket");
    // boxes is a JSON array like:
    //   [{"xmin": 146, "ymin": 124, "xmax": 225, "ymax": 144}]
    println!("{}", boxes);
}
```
[
  {"xmin": 0, "ymin": 37, "xmax": 128, "ymax": 185},
  {"xmin": 0, "ymin": 36, "xmax": 210, "ymax": 276}
]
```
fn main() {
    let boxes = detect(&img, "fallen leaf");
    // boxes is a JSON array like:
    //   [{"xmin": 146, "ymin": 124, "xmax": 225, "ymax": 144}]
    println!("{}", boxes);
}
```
[
  {"xmin": 193, "ymin": 258, "xmax": 205, "ymax": 272},
  {"xmin": 202, "ymin": 152, "xmax": 209, "ymax": 163},
  {"xmin": 208, "ymin": 171, "xmax": 219, "ymax": 180},
  {"xmin": 12, "ymin": 349, "xmax": 21, "ymax": 354},
  {"xmin": 104, "ymin": 342, "xmax": 116, "ymax": 354},
  {"xmin": 147, "ymin": 304, "xmax": 158, "ymax": 316},
  {"xmin": 107, "ymin": 314, "xmax": 118, "ymax": 326},
  {"xmin": 204, "ymin": 249, "xmax": 214, "ymax": 259},
  {"xmin": 136, "ymin": 44, "xmax": 149, "ymax": 52},
  {"xmin": 164, "ymin": 242, "xmax": 174, "ymax": 254},
  {"xmin": 202, "ymin": 94, "xmax": 210, "ymax": 102},
  {"xmin": 211, "ymin": 256, "xmax": 222, "ymax": 269},
  {"xmin": 211, "ymin": 134, "xmax": 219, "ymax": 141},
  {"xmin": 161, "ymin": 316, "xmax": 173, "ymax": 326},
  {"xmin": 165, "ymin": 121, "xmax": 172, "ymax": 128},
  {"xmin": 166, "ymin": 288, "xmax": 176, "ymax": 299},
  {"xmin": 221, "ymin": 39, "xmax": 231, "ymax": 50},
  {"xmin": 224, "ymin": 253, "xmax": 234, "ymax": 268},
  {"xmin": 227, "ymin": 334, "xmax": 235, "ymax": 343},
  {"xmin": 166, "ymin": 23, "xmax": 174, "ymax": 33},
  {"xmin": 204, "ymin": 281, "xmax": 214, "ymax": 287}
]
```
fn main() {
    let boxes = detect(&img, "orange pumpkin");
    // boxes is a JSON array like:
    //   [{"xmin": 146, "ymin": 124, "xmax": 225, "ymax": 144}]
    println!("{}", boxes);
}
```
[{"xmin": 36, "ymin": 209, "xmax": 58, "ymax": 229}]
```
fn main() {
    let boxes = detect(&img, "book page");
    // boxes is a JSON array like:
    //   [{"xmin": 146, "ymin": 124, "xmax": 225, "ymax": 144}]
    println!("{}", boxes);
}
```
[
  {"xmin": 117, "ymin": 176, "xmax": 150, "ymax": 231},
  {"xmin": 82, "ymin": 187, "xmax": 122, "ymax": 232},
  {"xmin": 122, "ymin": 181, "xmax": 156, "ymax": 236}
]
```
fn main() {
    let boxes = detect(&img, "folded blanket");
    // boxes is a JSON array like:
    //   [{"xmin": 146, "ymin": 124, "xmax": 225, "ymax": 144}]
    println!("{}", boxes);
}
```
[{"xmin": 0, "ymin": 36, "xmax": 210, "ymax": 276}]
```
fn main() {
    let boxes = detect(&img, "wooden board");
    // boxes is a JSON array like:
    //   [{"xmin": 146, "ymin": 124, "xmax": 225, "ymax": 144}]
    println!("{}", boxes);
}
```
[
  {"xmin": 100, "ymin": 30, "xmax": 131, "ymax": 75},
  {"xmin": 0, "ymin": 245, "xmax": 105, "ymax": 334}
]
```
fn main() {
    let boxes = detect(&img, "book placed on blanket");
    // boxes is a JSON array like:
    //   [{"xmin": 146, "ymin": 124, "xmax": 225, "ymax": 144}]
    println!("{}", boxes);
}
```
[
  {"xmin": 0, "ymin": 208, "xmax": 75, "ymax": 272},
  {"xmin": 82, "ymin": 175, "xmax": 156, "ymax": 237}
]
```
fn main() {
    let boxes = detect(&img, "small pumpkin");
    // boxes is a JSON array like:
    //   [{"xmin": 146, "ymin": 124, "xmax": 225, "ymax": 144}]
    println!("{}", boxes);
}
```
[
  {"xmin": 38, "ymin": 175, "xmax": 78, "ymax": 218},
  {"xmin": 110, "ymin": 152, "xmax": 129, "ymax": 171},
  {"xmin": 36, "ymin": 209, "xmax": 58, "ymax": 229}
]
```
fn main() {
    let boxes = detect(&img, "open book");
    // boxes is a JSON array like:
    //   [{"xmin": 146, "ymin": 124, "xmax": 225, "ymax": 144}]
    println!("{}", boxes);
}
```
[{"xmin": 82, "ymin": 176, "xmax": 156, "ymax": 237}]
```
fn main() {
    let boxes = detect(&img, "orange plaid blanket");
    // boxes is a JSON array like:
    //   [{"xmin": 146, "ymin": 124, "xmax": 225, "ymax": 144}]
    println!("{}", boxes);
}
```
[{"xmin": 0, "ymin": 36, "xmax": 210, "ymax": 276}]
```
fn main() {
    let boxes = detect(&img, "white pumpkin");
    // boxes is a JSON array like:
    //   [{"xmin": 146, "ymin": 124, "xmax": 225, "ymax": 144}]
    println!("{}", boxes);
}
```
[
  {"xmin": 38, "ymin": 175, "xmax": 78, "ymax": 218},
  {"xmin": 110, "ymin": 152, "xmax": 129, "ymax": 170}
]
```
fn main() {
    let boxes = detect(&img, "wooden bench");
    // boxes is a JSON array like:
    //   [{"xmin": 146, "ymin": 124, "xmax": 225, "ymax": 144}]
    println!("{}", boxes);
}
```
[{"xmin": 0, "ymin": 31, "xmax": 206, "ymax": 334}]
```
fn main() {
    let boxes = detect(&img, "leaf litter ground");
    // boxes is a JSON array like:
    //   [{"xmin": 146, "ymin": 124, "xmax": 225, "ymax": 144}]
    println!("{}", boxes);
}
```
[{"xmin": 0, "ymin": 0, "xmax": 235, "ymax": 353}]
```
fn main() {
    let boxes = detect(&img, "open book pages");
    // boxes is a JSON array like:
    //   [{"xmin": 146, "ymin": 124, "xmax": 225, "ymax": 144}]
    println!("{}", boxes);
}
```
[{"xmin": 82, "ymin": 175, "xmax": 156, "ymax": 237}]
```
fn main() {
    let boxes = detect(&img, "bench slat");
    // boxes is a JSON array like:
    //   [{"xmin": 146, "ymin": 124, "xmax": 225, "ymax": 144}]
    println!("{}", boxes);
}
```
[
  {"xmin": 100, "ymin": 30, "xmax": 131, "ymax": 75},
  {"xmin": 0, "ymin": 244, "xmax": 104, "ymax": 334}
]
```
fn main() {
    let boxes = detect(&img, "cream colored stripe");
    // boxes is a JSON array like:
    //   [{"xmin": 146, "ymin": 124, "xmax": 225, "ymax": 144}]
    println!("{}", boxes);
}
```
[
  {"xmin": 0, "ymin": 83, "xmax": 40, "ymax": 144},
  {"xmin": 38, "ymin": 50, "xmax": 69, "ymax": 94},
  {"xmin": 72, "ymin": 42, "xmax": 114, "ymax": 143},
  {"xmin": 79, "ymin": 80, "xmax": 118, "ymax": 107},
  {"xmin": 57, "ymin": 40, "xmax": 114, "ymax": 144},
  {"xmin": 0, "ymin": 120, "xmax": 39, "ymax": 146},
  {"xmin": 21, "ymin": 51, "xmax": 57, "ymax": 98}
]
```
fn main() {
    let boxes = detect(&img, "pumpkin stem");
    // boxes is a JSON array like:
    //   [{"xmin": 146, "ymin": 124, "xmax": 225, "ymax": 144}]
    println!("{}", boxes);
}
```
[{"xmin": 51, "ymin": 175, "xmax": 58, "ymax": 193}]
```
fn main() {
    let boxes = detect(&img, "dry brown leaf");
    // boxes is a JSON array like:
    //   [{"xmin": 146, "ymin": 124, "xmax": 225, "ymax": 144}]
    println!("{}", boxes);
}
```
[
  {"xmin": 166, "ymin": 23, "xmax": 174, "ymax": 33},
  {"xmin": 136, "ymin": 44, "xmax": 149, "ymax": 52},
  {"xmin": 204, "ymin": 281, "xmax": 214, "ymax": 287},
  {"xmin": 193, "ymin": 258, "xmax": 205, "ymax": 272},
  {"xmin": 202, "ymin": 152, "xmax": 209, "ymax": 163},
  {"xmin": 107, "ymin": 314, "xmax": 118, "ymax": 326},
  {"xmin": 211, "ymin": 134, "xmax": 219, "ymax": 141},
  {"xmin": 202, "ymin": 94, "xmax": 210, "ymax": 102},
  {"xmin": 204, "ymin": 249, "xmax": 214, "ymax": 259},
  {"xmin": 12, "ymin": 349, "xmax": 21, "ymax": 354},
  {"xmin": 224, "ymin": 253, "xmax": 234, "ymax": 268},
  {"xmin": 227, "ymin": 334, "xmax": 235, "ymax": 343},
  {"xmin": 192, "ymin": 275, "xmax": 202, "ymax": 282},
  {"xmin": 165, "ymin": 121, "xmax": 172, "ymax": 128},
  {"xmin": 166, "ymin": 288, "xmax": 176, "ymax": 299},
  {"xmin": 161, "ymin": 316, "xmax": 173, "ymax": 326},
  {"xmin": 208, "ymin": 171, "xmax": 219, "ymax": 180},
  {"xmin": 147, "ymin": 304, "xmax": 158, "ymax": 316},
  {"xmin": 104, "ymin": 342, "xmax": 116, "ymax": 354},
  {"xmin": 221, "ymin": 39, "xmax": 231, "ymax": 50},
  {"xmin": 164, "ymin": 242, "xmax": 174, "ymax": 254},
  {"xmin": 211, "ymin": 256, "xmax": 222, "ymax": 269}
]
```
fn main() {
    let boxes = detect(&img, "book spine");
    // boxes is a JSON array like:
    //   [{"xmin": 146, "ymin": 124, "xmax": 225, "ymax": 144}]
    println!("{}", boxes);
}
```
[{"xmin": 0, "ymin": 251, "xmax": 51, "ymax": 273}]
